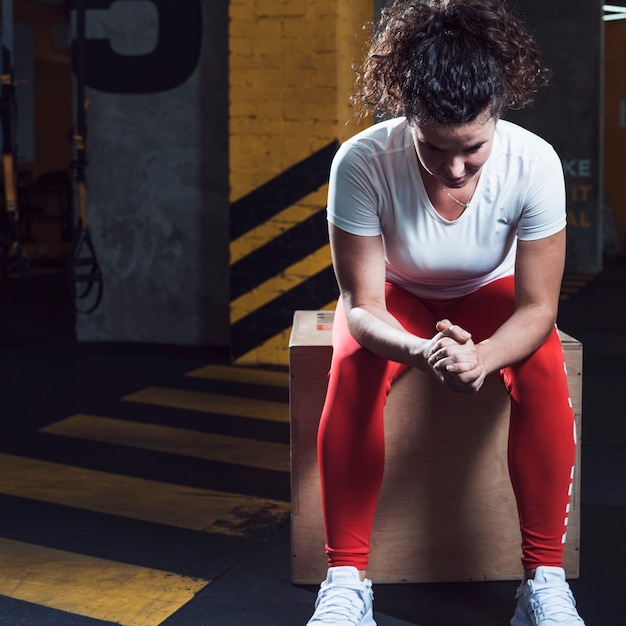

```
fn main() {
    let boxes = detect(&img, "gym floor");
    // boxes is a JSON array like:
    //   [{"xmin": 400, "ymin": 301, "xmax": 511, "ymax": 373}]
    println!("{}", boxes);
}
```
[{"xmin": 0, "ymin": 257, "xmax": 623, "ymax": 625}]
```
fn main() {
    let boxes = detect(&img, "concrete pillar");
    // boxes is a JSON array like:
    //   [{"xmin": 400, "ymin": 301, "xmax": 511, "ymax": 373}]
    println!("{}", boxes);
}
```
[{"xmin": 73, "ymin": 0, "xmax": 229, "ymax": 345}]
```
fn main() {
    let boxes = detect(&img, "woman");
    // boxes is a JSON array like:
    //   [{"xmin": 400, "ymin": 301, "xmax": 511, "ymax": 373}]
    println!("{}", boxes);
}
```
[{"xmin": 306, "ymin": 1, "xmax": 585, "ymax": 625}]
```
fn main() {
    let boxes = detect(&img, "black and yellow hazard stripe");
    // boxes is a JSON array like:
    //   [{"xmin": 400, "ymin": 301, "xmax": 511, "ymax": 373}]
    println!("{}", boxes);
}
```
[
  {"xmin": 0, "ymin": 363, "xmax": 290, "ymax": 624},
  {"xmin": 229, "ymin": 141, "xmax": 340, "ymax": 364}
]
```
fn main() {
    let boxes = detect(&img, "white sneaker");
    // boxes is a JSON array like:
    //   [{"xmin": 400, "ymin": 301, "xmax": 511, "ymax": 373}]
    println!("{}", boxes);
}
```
[
  {"xmin": 511, "ymin": 566, "xmax": 585, "ymax": 625},
  {"xmin": 307, "ymin": 566, "xmax": 376, "ymax": 625}
]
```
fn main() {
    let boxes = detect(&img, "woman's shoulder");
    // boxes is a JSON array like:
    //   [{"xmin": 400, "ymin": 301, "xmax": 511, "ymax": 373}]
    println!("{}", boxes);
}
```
[{"xmin": 340, "ymin": 117, "xmax": 410, "ymax": 156}]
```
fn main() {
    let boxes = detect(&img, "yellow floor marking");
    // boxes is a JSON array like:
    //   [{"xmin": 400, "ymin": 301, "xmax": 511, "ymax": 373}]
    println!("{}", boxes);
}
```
[
  {"xmin": 122, "ymin": 387, "xmax": 289, "ymax": 423},
  {"xmin": 185, "ymin": 363, "xmax": 289, "ymax": 388},
  {"xmin": 0, "ymin": 454, "xmax": 290, "ymax": 536},
  {"xmin": 41, "ymin": 415, "xmax": 290, "ymax": 472},
  {"xmin": 0, "ymin": 538, "xmax": 208, "ymax": 626}
]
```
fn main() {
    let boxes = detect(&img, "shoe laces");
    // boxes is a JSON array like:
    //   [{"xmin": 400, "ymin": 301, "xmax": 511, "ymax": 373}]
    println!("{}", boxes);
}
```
[
  {"xmin": 526, "ymin": 582, "xmax": 582, "ymax": 624},
  {"xmin": 311, "ymin": 580, "xmax": 371, "ymax": 624}
]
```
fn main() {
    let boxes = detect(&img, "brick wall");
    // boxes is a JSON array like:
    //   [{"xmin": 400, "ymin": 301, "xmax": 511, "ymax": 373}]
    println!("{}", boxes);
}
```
[{"xmin": 229, "ymin": 0, "xmax": 373, "ymax": 365}]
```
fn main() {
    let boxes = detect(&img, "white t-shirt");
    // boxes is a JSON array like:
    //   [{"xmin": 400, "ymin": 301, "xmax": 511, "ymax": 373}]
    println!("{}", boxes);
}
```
[{"xmin": 327, "ymin": 117, "xmax": 566, "ymax": 299}]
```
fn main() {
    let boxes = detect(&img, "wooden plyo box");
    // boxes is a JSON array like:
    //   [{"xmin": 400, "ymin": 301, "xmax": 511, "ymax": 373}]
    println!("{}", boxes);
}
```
[{"xmin": 289, "ymin": 310, "xmax": 582, "ymax": 585}]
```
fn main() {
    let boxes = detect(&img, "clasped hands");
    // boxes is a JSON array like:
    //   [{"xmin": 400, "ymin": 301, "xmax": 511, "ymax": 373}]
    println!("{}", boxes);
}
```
[{"xmin": 424, "ymin": 318, "xmax": 486, "ymax": 393}]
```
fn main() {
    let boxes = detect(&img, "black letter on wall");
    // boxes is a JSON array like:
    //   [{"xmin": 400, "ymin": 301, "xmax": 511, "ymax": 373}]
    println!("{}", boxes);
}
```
[{"xmin": 72, "ymin": 0, "xmax": 202, "ymax": 94}]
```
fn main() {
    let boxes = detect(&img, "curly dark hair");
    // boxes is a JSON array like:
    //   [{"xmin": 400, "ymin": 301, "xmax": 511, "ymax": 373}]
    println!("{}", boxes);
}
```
[{"xmin": 354, "ymin": 0, "xmax": 551, "ymax": 124}]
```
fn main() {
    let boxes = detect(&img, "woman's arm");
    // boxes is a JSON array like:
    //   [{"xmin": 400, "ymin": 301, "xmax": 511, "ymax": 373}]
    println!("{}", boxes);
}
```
[
  {"xmin": 433, "ymin": 228, "xmax": 566, "ymax": 390},
  {"xmin": 329, "ymin": 223, "xmax": 466, "ymax": 369},
  {"xmin": 479, "ymin": 227, "xmax": 566, "ymax": 368}
]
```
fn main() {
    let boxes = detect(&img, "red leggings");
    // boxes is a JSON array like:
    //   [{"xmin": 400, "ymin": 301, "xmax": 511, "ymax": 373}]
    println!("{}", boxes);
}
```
[{"xmin": 318, "ymin": 276, "xmax": 577, "ymax": 572}]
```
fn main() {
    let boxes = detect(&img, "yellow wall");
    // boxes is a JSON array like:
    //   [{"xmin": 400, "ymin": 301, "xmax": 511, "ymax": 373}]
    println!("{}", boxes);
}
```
[
  {"xmin": 229, "ymin": 0, "xmax": 373, "ymax": 365},
  {"xmin": 230, "ymin": 0, "xmax": 371, "ymax": 199}
]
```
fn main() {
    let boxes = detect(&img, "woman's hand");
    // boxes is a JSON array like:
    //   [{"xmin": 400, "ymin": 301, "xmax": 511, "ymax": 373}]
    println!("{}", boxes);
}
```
[{"xmin": 426, "ymin": 319, "xmax": 486, "ymax": 393}]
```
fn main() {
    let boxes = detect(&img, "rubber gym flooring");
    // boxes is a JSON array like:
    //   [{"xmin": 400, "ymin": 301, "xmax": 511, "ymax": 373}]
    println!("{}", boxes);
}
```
[{"xmin": 0, "ymin": 257, "xmax": 624, "ymax": 625}]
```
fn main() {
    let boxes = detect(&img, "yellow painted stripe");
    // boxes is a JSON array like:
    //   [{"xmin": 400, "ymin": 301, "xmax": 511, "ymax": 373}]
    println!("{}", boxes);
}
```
[
  {"xmin": 231, "ymin": 244, "xmax": 332, "ymax": 323},
  {"xmin": 185, "ymin": 363, "xmax": 289, "ymax": 388},
  {"xmin": 234, "ymin": 328, "xmax": 294, "ymax": 367},
  {"xmin": 235, "ymin": 300, "xmax": 337, "ymax": 366},
  {"xmin": 229, "ymin": 187, "xmax": 327, "ymax": 264},
  {"xmin": 41, "ymin": 415, "xmax": 290, "ymax": 472},
  {"xmin": 0, "ymin": 454, "xmax": 290, "ymax": 535},
  {"xmin": 122, "ymin": 387, "xmax": 289, "ymax": 423},
  {"xmin": 0, "ymin": 538, "xmax": 207, "ymax": 626}
]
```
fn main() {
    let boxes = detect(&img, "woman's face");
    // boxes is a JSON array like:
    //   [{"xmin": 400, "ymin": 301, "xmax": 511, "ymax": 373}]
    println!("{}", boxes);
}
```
[{"xmin": 410, "ymin": 115, "xmax": 497, "ymax": 189}]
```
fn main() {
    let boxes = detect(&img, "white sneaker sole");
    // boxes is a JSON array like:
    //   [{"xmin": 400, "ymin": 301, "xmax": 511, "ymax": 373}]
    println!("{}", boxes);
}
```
[
  {"xmin": 307, "ymin": 608, "xmax": 376, "ymax": 626},
  {"xmin": 362, "ymin": 608, "xmax": 377, "ymax": 626}
]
